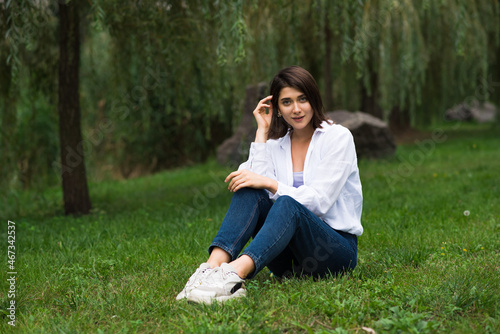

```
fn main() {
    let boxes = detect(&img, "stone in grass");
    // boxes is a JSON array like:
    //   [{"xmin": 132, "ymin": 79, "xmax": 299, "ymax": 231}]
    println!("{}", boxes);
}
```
[
  {"xmin": 445, "ymin": 100, "xmax": 498, "ymax": 123},
  {"xmin": 217, "ymin": 83, "xmax": 267, "ymax": 166},
  {"xmin": 327, "ymin": 110, "xmax": 396, "ymax": 159},
  {"xmin": 470, "ymin": 102, "xmax": 498, "ymax": 123}
]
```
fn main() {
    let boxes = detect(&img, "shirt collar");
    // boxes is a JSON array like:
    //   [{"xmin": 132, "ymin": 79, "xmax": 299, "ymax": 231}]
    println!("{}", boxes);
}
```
[{"xmin": 316, "ymin": 120, "xmax": 332, "ymax": 132}]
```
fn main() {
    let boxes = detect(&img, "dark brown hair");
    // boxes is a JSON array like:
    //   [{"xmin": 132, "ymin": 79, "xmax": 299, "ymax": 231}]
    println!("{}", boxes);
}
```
[{"xmin": 268, "ymin": 66, "xmax": 330, "ymax": 139}]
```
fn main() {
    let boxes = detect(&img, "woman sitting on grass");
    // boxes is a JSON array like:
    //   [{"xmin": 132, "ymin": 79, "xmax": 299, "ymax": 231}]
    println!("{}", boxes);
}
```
[{"xmin": 176, "ymin": 66, "xmax": 363, "ymax": 304}]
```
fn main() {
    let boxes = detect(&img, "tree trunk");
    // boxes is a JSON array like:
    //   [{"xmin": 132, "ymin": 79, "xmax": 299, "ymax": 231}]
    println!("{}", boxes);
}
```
[
  {"xmin": 323, "ymin": 12, "xmax": 333, "ymax": 111},
  {"xmin": 360, "ymin": 70, "xmax": 383, "ymax": 119},
  {"xmin": 389, "ymin": 105, "xmax": 412, "ymax": 135},
  {"xmin": 58, "ymin": 1, "xmax": 91, "ymax": 215}
]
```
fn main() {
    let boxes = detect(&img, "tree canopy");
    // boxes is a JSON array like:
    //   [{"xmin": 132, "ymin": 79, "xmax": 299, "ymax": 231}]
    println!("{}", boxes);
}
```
[{"xmin": 1, "ymin": 0, "xmax": 499, "ymax": 199}]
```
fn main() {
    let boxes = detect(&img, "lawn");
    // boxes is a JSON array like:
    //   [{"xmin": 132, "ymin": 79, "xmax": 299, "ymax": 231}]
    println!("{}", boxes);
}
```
[{"xmin": 1, "ymin": 122, "xmax": 499, "ymax": 333}]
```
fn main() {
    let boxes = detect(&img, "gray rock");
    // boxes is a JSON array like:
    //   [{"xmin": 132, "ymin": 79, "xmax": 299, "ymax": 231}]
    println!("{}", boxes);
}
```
[
  {"xmin": 445, "ymin": 104, "xmax": 473, "ymax": 121},
  {"xmin": 470, "ymin": 102, "xmax": 498, "ymax": 123},
  {"xmin": 217, "ymin": 83, "xmax": 267, "ymax": 166},
  {"xmin": 327, "ymin": 111, "xmax": 396, "ymax": 159},
  {"xmin": 445, "ymin": 101, "xmax": 498, "ymax": 123}
]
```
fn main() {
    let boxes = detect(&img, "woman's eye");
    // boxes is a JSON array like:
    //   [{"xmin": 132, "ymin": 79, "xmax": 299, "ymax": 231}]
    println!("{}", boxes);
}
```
[
  {"xmin": 299, "ymin": 97, "xmax": 307, "ymax": 102},
  {"xmin": 282, "ymin": 101, "xmax": 291, "ymax": 106}
]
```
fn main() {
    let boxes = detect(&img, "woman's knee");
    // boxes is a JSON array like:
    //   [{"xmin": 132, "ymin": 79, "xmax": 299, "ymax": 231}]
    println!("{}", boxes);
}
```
[
  {"xmin": 230, "ymin": 188, "xmax": 271, "ymax": 209},
  {"xmin": 274, "ymin": 195, "xmax": 300, "ymax": 209},
  {"xmin": 233, "ymin": 187, "xmax": 267, "ymax": 199}
]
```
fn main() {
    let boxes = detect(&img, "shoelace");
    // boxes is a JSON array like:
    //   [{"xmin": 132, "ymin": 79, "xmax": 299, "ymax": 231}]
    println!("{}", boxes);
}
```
[
  {"xmin": 203, "ymin": 266, "xmax": 238, "ymax": 285},
  {"xmin": 188, "ymin": 267, "xmax": 210, "ymax": 285}
]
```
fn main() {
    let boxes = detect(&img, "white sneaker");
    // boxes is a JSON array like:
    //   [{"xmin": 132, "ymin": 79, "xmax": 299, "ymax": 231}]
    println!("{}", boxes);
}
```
[
  {"xmin": 187, "ymin": 263, "xmax": 246, "ymax": 304},
  {"xmin": 176, "ymin": 263, "xmax": 213, "ymax": 300}
]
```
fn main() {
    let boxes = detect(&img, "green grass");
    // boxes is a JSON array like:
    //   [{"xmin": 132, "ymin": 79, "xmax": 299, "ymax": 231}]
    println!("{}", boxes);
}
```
[{"xmin": 1, "ymin": 123, "xmax": 499, "ymax": 333}]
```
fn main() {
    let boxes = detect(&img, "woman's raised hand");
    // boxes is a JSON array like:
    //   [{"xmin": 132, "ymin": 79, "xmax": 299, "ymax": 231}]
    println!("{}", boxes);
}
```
[{"xmin": 253, "ymin": 95, "xmax": 273, "ymax": 143}]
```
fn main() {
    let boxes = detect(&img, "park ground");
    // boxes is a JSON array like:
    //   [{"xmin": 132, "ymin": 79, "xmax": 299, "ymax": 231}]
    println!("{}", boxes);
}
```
[{"xmin": 1, "ymin": 122, "xmax": 499, "ymax": 333}]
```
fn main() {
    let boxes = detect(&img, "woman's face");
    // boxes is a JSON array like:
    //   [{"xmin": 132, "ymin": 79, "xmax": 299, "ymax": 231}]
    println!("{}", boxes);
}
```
[{"xmin": 278, "ymin": 86, "xmax": 314, "ymax": 132}]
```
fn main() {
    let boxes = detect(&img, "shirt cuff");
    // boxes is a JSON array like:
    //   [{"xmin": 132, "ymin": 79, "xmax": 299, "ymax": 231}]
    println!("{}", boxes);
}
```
[{"xmin": 270, "ymin": 181, "xmax": 294, "ymax": 201}]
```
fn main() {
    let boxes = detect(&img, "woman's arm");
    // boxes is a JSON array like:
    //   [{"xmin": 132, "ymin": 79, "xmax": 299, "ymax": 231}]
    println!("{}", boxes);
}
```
[
  {"xmin": 225, "ymin": 169, "xmax": 278, "ymax": 194},
  {"xmin": 234, "ymin": 95, "xmax": 277, "ymax": 175},
  {"xmin": 225, "ymin": 96, "xmax": 278, "ymax": 193},
  {"xmin": 252, "ymin": 95, "xmax": 273, "ymax": 143}
]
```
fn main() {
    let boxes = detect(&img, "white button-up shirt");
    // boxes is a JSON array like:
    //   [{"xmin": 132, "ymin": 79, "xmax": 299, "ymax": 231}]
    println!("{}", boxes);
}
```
[{"xmin": 239, "ymin": 121, "xmax": 363, "ymax": 235}]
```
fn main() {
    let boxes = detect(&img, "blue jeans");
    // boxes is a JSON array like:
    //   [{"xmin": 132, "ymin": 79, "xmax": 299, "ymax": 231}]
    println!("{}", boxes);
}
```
[{"xmin": 209, "ymin": 188, "xmax": 358, "ymax": 279}]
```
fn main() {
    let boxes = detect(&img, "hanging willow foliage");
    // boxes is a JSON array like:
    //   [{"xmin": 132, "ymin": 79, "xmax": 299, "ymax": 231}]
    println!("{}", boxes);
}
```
[
  {"xmin": 1, "ymin": 1, "xmax": 59, "ymax": 189},
  {"xmin": 329, "ymin": 0, "xmax": 499, "ymax": 125},
  {"xmin": 79, "ymin": 0, "xmax": 256, "ymax": 173},
  {"xmin": 1, "ymin": 0, "xmax": 499, "ymax": 190}
]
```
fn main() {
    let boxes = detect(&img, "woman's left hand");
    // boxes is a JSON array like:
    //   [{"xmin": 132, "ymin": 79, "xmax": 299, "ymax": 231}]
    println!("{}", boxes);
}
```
[{"xmin": 225, "ymin": 170, "xmax": 278, "ymax": 194}]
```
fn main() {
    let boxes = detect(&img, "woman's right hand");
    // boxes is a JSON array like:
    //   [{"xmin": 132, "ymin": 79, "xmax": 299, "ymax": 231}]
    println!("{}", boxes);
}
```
[{"xmin": 253, "ymin": 95, "xmax": 273, "ymax": 143}]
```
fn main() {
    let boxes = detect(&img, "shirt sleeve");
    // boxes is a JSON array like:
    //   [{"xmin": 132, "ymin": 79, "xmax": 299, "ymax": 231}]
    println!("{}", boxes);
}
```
[
  {"xmin": 270, "ymin": 128, "xmax": 356, "ymax": 218},
  {"xmin": 238, "ymin": 142, "xmax": 276, "ymax": 180}
]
